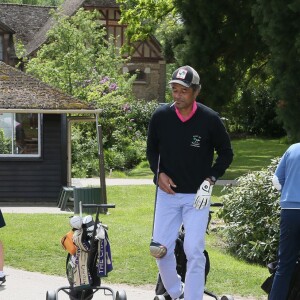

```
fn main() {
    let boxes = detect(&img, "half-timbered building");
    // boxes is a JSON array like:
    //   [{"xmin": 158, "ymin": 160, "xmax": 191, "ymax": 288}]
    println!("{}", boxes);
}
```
[{"xmin": 0, "ymin": 0, "xmax": 166, "ymax": 102}]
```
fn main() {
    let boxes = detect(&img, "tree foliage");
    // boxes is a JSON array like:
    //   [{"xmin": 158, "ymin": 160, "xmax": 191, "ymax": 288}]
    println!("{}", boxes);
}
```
[
  {"xmin": 117, "ymin": 0, "xmax": 175, "ymax": 46},
  {"xmin": 71, "ymin": 99, "xmax": 158, "ymax": 177},
  {"xmin": 26, "ymin": 8, "xmax": 134, "ymax": 105},
  {"xmin": 174, "ymin": 1, "xmax": 270, "ymax": 112},
  {"xmin": 252, "ymin": 0, "xmax": 300, "ymax": 140},
  {"xmin": 0, "ymin": 130, "xmax": 11, "ymax": 154},
  {"xmin": 228, "ymin": 83, "xmax": 285, "ymax": 138},
  {"xmin": 24, "ymin": 8, "xmax": 154, "ymax": 176},
  {"xmin": 118, "ymin": 0, "xmax": 269, "ymax": 113},
  {"xmin": 118, "ymin": 0, "xmax": 300, "ymax": 140}
]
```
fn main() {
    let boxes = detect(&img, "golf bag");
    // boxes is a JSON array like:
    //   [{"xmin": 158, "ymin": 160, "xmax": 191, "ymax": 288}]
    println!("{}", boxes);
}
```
[
  {"xmin": 62, "ymin": 216, "xmax": 113, "ymax": 300},
  {"xmin": 261, "ymin": 257, "xmax": 300, "ymax": 300},
  {"xmin": 155, "ymin": 225, "xmax": 210, "ymax": 297}
]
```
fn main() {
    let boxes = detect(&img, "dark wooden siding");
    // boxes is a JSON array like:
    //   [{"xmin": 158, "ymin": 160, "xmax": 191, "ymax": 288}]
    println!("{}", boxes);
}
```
[{"xmin": 0, "ymin": 114, "xmax": 67, "ymax": 204}]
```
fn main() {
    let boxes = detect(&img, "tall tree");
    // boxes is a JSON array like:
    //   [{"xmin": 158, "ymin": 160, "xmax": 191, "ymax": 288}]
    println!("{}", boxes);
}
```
[
  {"xmin": 25, "ymin": 8, "xmax": 134, "ymax": 104},
  {"xmin": 171, "ymin": 0, "xmax": 269, "ymax": 112},
  {"xmin": 252, "ymin": 0, "xmax": 300, "ymax": 140},
  {"xmin": 23, "ymin": 8, "xmax": 149, "ymax": 174},
  {"xmin": 118, "ymin": 0, "xmax": 269, "ymax": 113},
  {"xmin": 117, "ymin": 0, "xmax": 175, "ymax": 45}
]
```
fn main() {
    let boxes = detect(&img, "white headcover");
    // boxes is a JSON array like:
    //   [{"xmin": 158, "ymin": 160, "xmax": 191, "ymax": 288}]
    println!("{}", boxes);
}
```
[
  {"xmin": 70, "ymin": 215, "xmax": 82, "ymax": 229},
  {"xmin": 82, "ymin": 215, "xmax": 94, "ymax": 231}
]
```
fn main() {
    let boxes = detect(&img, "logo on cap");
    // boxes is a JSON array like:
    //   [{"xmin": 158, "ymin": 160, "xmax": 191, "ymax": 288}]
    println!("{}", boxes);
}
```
[{"xmin": 176, "ymin": 69, "xmax": 188, "ymax": 79}]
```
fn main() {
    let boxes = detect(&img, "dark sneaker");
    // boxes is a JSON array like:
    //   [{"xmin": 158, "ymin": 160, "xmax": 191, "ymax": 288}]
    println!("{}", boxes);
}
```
[{"xmin": 0, "ymin": 275, "xmax": 6, "ymax": 285}]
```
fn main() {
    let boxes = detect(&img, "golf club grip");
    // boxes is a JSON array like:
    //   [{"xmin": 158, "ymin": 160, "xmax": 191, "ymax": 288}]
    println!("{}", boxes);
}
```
[{"xmin": 82, "ymin": 204, "xmax": 115, "ymax": 209}]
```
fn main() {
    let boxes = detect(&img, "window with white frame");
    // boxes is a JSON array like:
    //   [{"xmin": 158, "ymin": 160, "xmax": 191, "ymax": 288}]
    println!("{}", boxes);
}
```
[{"xmin": 0, "ymin": 113, "xmax": 41, "ymax": 157}]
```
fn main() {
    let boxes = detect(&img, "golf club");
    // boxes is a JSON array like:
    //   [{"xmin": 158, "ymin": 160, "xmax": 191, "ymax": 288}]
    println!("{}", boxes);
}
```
[{"xmin": 150, "ymin": 155, "xmax": 167, "ymax": 258}]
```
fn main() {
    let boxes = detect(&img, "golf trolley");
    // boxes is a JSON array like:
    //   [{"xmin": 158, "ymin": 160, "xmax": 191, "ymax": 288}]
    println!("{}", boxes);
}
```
[
  {"xmin": 153, "ymin": 203, "xmax": 234, "ymax": 300},
  {"xmin": 46, "ymin": 203, "xmax": 127, "ymax": 300}
]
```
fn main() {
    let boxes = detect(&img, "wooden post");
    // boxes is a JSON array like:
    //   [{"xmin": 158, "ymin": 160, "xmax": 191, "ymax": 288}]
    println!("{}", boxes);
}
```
[{"xmin": 95, "ymin": 115, "xmax": 107, "ymax": 213}]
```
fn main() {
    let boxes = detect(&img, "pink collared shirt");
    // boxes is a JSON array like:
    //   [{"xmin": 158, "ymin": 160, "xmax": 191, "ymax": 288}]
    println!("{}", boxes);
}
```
[{"xmin": 175, "ymin": 101, "xmax": 197, "ymax": 122}]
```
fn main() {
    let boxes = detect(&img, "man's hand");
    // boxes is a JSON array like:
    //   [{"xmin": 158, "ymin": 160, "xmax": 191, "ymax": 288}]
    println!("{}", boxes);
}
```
[
  {"xmin": 193, "ymin": 180, "xmax": 213, "ymax": 210},
  {"xmin": 158, "ymin": 172, "xmax": 177, "ymax": 194}
]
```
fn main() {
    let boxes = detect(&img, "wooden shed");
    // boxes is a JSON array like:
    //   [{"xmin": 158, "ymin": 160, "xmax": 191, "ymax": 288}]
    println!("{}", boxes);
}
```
[{"xmin": 0, "ymin": 61, "xmax": 101, "ymax": 204}]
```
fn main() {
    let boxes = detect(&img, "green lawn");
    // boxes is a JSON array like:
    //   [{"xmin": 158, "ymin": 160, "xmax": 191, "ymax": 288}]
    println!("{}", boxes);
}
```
[
  {"xmin": 125, "ymin": 138, "xmax": 290, "ymax": 180},
  {"xmin": 3, "ymin": 185, "xmax": 268, "ymax": 298},
  {"xmin": 225, "ymin": 138, "xmax": 289, "ymax": 180}
]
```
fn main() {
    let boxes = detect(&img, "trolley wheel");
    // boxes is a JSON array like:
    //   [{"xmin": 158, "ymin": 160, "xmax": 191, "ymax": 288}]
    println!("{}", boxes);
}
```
[
  {"xmin": 116, "ymin": 289, "xmax": 127, "ymax": 300},
  {"xmin": 46, "ymin": 290, "xmax": 57, "ymax": 300},
  {"xmin": 221, "ymin": 295, "xmax": 234, "ymax": 300},
  {"xmin": 154, "ymin": 296, "xmax": 165, "ymax": 300}
]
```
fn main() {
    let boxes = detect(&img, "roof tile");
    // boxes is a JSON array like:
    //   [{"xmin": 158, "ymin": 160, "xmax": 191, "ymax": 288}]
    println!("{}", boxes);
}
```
[{"xmin": 0, "ymin": 61, "xmax": 95, "ymax": 111}]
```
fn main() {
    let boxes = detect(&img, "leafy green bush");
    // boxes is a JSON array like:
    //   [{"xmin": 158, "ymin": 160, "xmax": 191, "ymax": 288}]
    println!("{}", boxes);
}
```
[
  {"xmin": 104, "ymin": 149, "xmax": 126, "ymax": 170},
  {"xmin": 98, "ymin": 99, "xmax": 158, "ymax": 171},
  {"xmin": 71, "ymin": 99, "xmax": 159, "ymax": 177},
  {"xmin": 219, "ymin": 158, "xmax": 281, "ymax": 264},
  {"xmin": 71, "ymin": 126, "xmax": 99, "ymax": 177}
]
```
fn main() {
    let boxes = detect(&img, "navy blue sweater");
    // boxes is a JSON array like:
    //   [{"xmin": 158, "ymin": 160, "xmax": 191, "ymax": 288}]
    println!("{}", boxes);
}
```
[{"xmin": 147, "ymin": 103, "xmax": 233, "ymax": 193}]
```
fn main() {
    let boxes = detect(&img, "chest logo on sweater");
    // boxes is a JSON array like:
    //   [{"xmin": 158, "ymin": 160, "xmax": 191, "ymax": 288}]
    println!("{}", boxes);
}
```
[{"xmin": 190, "ymin": 135, "xmax": 201, "ymax": 148}]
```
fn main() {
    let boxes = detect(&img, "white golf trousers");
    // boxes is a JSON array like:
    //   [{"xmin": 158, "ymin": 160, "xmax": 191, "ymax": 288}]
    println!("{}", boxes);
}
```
[{"xmin": 153, "ymin": 188, "xmax": 210, "ymax": 300}]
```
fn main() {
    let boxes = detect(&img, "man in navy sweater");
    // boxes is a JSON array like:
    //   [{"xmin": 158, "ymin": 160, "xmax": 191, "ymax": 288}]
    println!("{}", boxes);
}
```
[
  {"xmin": 269, "ymin": 143, "xmax": 300, "ymax": 300},
  {"xmin": 147, "ymin": 65, "xmax": 233, "ymax": 300}
]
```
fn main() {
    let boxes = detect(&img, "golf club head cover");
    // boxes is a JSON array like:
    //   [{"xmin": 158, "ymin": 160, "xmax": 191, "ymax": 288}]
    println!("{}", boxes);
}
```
[
  {"xmin": 150, "ymin": 240, "xmax": 167, "ymax": 258},
  {"xmin": 194, "ymin": 180, "xmax": 213, "ymax": 210}
]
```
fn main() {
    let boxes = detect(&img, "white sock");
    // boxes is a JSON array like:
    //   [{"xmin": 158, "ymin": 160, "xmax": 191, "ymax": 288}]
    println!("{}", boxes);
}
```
[{"xmin": 0, "ymin": 271, "xmax": 5, "ymax": 277}]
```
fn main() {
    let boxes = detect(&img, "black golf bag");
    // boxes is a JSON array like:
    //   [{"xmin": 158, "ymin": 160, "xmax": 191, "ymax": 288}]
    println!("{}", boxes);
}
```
[{"xmin": 261, "ymin": 257, "xmax": 300, "ymax": 300}]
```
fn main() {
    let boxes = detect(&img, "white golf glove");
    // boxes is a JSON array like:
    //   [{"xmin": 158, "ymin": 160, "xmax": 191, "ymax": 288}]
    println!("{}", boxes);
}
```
[{"xmin": 194, "ymin": 180, "xmax": 213, "ymax": 210}]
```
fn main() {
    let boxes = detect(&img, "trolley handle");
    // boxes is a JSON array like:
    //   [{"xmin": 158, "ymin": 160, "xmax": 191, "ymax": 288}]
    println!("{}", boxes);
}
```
[
  {"xmin": 211, "ymin": 202, "xmax": 223, "ymax": 207},
  {"xmin": 82, "ymin": 204, "xmax": 116, "ymax": 209}
]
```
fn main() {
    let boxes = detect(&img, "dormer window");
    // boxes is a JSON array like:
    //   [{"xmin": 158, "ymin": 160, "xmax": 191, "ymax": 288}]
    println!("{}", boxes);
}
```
[{"xmin": 0, "ymin": 21, "xmax": 15, "ymax": 64}]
